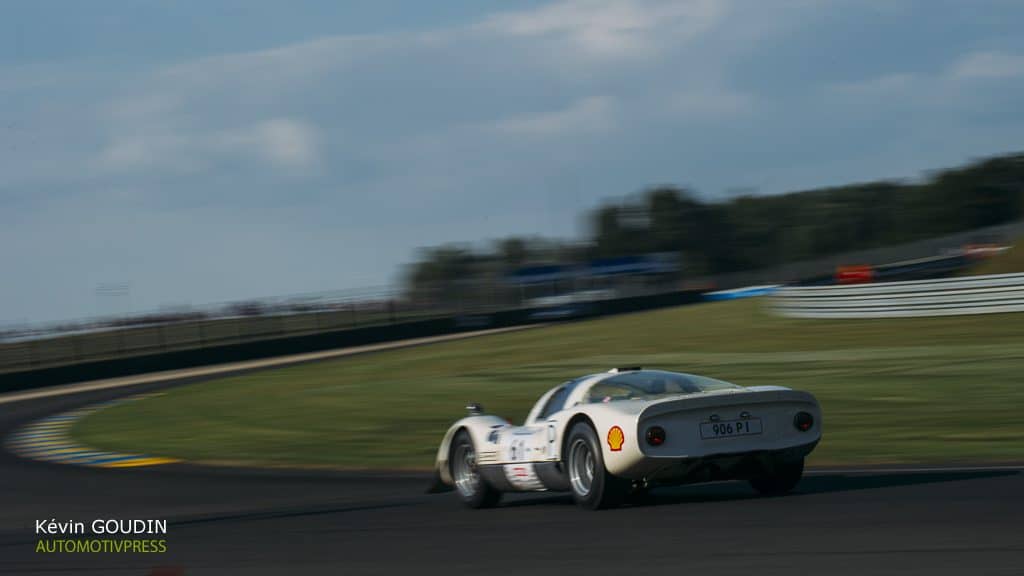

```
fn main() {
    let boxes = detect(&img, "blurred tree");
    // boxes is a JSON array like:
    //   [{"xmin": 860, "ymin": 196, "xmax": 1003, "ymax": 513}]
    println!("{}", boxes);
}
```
[
  {"xmin": 405, "ymin": 246, "xmax": 478, "ymax": 305},
  {"xmin": 404, "ymin": 152, "xmax": 1024, "ymax": 294},
  {"xmin": 496, "ymin": 237, "xmax": 528, "ymax": 269},
  {"xmin": 592, "ymin": 205, "xmax": 629, "ymax": 258}
]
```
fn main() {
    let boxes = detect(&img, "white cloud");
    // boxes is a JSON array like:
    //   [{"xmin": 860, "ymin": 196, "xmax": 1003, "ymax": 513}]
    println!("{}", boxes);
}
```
[
  {"xmin": 89, "ymin": 29, "xmax": 444, "ymax": 178},
  {"xmin": 73, "ymin": 0, "xmax": 822, "ymax": 188},
  {"xmin": 828, "ymin": 73, "xmax": 917, "ymax": 96},
  {"xmin": 492, "ymin": 96, "xmax": 614, "ymax": 136},
  {"xmin": 829, "ymin": 50, "xmax": 1024, "ymax": 98},
  {"xmin": 949, "ymin": 50, "xmax": 1024, "ymax": 80},
  {"xmin": 96, "ymin": 131, "xmax": 191, "ymax": 173},
  {"xmin": 96, "ymin": 117, "xmax": 320, "ymax": 174},
  {"xmin": 476, "ymin": 0, "xmax": 726, "ymax": 61},
  {"xmin": 140, "ymin": 0, "xmax": 726, "ymax": 97},
  {"xmin": 107, "ymin": 92, "xmax": 185, "ymax": 121},
  {"xmin": 214, "ymin": 118, "xmax": 321, "ymax": 169},
  {"xmin": 665, "ymin": 87, "xmax": 754, "ymax": 120},
  {"xmin": 157, "ymin": 34, "xmax": 408, "ymax": 95},
  {"xmin": 87, "ymin": 0, "xmax": 747, "ymax": 178}
]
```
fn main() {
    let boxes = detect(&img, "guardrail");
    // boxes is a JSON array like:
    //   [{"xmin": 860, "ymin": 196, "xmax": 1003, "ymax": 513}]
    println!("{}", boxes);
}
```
[
  {"xmin": 772, "ymin": 273, "xmax": 1024, "ymax": 318},
  {"xmin": 0, "ymin": 290, "xmax": 702, "ymax": 392}
]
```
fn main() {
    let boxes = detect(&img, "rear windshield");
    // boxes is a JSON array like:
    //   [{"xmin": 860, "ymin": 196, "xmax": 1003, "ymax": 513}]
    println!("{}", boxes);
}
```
[{"xmin": 585, "ymin": 370, "xmax": 740, "ymax": 403}]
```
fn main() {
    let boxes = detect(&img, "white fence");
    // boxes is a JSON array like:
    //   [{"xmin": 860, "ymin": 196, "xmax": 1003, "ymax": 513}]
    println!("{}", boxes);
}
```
[{"xmin": 772, "ymin": 273, "xmax": 1024, "ymax": 318}]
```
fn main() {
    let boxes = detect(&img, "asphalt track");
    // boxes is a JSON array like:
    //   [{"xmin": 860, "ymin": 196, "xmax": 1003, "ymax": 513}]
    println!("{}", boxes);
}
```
[{"xmin": 1, "ymin": 373, "xmax": 1023, "ymax": 575}]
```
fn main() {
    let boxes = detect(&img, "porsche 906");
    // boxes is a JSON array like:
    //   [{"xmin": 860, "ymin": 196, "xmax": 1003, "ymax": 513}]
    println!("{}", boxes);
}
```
[{"xmin": 433, "ymin": 367, "xmax": 822, "ymax": 509}]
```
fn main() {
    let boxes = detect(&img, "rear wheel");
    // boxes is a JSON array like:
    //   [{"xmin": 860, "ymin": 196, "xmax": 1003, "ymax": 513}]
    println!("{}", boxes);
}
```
[
  {"xmin": 450, "ymin": 430, "xmax": 501, "ymax": 508},
  {"xmin": 565, "ymin": 422, "xmax": 629, "ymax": 510},
  {"xmin": 749, "ymin": 457, "xmax": 804, "ymax": 496}
]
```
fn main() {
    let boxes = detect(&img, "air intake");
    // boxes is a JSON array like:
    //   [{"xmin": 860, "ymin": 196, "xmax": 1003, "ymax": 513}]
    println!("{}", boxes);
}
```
[{"xmin": 608, "ymin": 366, "xmax": 643, "ymax": 373}]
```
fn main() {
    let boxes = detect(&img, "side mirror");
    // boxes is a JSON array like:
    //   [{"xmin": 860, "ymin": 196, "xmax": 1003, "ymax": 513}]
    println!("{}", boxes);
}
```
[{"xmin": 465, "ymin": 402, "xmax": 484, "ymax": 416}]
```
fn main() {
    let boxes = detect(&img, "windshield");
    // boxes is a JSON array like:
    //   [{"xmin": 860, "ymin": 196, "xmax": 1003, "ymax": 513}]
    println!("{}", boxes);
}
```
[{"xmin": 585, "ymin": 370, "xmax": 741, "ymax": 403}]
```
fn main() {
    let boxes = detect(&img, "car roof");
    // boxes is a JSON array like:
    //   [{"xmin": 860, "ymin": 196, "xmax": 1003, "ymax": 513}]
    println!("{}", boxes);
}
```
[
  {"xmin": 562, "ymin": 369, "xmax": 731, "ymax": 411},
  {"xmin": 561, "ymin": 370, "xmax": 631, "ymax": 410},
  {"xmin": 533, "ymin": 369, "xmax": 721, "ymax": 421}
]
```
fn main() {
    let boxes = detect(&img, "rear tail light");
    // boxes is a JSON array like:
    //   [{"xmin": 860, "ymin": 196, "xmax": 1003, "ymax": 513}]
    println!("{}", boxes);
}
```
[
  {"xmin": 645, "ymin": 426, "xmax": 666, "ymax": 446},
  {"xmin": 794, "ymin": 412, "xmax": 814, "ymax": 432}
]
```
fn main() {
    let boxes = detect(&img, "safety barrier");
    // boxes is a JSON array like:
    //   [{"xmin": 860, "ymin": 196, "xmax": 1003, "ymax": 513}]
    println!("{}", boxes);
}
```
[
  {"xmin": 0, "ymin": 290, "xmax": 702, "ymax": 392},
  {"xmin": 772, "ymin": 273, "xmax": 1024, "ymax": 318}
]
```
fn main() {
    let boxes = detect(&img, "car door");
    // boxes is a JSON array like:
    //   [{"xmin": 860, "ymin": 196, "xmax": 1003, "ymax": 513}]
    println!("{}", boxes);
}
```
[
  {"xmin": 531, "ymin": 384, "xmax": 575, "ymax": 461},
  {"xmin": 496, "ymin": 386, "xmax": 568, "ymax": 490},
  {"xmin": 501, "ymin": 384, "xmax": 569, "ymax": 461}
]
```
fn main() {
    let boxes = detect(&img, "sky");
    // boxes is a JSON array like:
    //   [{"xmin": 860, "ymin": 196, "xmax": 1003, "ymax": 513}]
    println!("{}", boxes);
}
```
[{"xmin": 3, "ymin": 0, "xmax": 1024, "ymax": 325}]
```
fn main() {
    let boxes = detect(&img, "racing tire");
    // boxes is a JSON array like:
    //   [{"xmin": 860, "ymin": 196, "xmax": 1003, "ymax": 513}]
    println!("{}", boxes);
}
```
[
  {"xmin": 749, "ymin": 457, "xmax": 804, "ymax": 496},
  {"xmin": 565, "ymin": 422, "xmax": 629, "ymax": 510},
  {"xmin": 450, "ymin": 430, "xmax": 501, "ymax": 509}
]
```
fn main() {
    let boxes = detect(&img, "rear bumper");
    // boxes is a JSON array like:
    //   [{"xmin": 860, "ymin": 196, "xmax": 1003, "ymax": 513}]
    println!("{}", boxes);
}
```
[
  {"xmin": 472, "ymin": 440, "xmax": 818, "ymax": 492},
  {"xmin": 636, "ymin": 439, "xmax": 819, "ymax": 485}
]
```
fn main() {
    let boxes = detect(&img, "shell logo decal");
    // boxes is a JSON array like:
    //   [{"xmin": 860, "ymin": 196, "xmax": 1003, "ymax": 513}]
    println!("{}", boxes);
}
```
[{"xmin": 607, "ymin": 426, "xmax": 625, "ymax": 451}]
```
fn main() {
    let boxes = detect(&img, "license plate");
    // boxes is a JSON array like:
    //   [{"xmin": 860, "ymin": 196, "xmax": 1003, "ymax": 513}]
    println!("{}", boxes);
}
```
[{"xmin": 700, "ymin": 418, "xmax": 762, "ymax": 439}]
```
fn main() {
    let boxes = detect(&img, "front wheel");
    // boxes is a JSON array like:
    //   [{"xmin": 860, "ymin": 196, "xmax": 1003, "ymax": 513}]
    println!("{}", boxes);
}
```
[
  {"xmin": 565, "ymin": 423, "xmax": 629, "ymax": 510},
  {"xmin": 450, "ymin": 430, "xmax": 501, "ymax": 508},
  {"xmin": 749, "ymin": 457, "xmax": 804, "ymax": 496}
]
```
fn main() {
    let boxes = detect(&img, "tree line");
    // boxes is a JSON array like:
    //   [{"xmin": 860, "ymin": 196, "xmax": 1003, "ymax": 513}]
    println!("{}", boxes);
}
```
[{"xmin": 406, "ymin": 152, "xmax": 1024, "ymax": 298}]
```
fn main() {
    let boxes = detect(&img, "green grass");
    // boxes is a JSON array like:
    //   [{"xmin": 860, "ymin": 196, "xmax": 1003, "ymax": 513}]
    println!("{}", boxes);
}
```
[{"xmin": 72, "ymin": 298, "xmax": 1024, "ymax": 470}]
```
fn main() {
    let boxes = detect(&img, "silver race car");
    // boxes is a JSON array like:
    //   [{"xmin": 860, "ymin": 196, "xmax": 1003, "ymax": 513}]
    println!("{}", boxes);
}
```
[{"xmin": 433, "ymin": 367, "xmax": 822, "ymax": 509}]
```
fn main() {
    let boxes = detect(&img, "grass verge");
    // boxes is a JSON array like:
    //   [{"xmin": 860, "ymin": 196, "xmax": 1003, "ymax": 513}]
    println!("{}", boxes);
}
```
[{"xmin": 73, "ymin": 298, "xmax": 1024, "ymax": 470}]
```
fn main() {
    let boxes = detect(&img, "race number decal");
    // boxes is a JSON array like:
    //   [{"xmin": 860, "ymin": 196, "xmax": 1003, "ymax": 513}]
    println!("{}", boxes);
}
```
[{"xmin": 508, "ymin": 438, "xmax": 528, "ymax": 461}]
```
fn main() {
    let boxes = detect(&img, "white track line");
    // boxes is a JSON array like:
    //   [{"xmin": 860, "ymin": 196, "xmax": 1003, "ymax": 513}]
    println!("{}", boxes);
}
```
[{"xmin": 0, "ymin": 324, "xmax": 544, "ymax": 406}]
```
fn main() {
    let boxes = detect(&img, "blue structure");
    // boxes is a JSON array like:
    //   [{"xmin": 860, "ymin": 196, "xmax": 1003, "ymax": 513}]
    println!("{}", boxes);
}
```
[{"xmin": 507, "ymin": 254, "xmax": 679, "ymax": 286}]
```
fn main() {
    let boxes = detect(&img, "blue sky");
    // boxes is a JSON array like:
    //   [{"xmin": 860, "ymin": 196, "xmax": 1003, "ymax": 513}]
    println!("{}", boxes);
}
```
[{"xmin": 3, "ymin": 0, "xmax": 1024, "ymax": 324}]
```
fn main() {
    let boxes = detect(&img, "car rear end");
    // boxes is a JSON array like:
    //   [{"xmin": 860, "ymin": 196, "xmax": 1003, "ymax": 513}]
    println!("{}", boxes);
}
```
[{"xmin": 626, "ymin": 388, "xmax": 821, "ymax": 483}]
